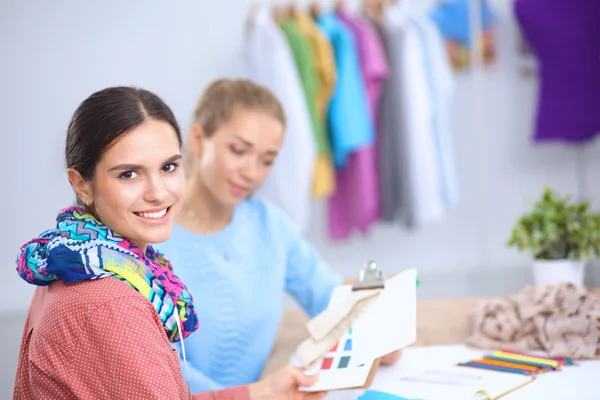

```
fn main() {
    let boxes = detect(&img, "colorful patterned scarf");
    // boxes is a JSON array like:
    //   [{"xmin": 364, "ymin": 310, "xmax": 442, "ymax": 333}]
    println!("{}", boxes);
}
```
[{"xmin": 16, "ymin": 207, "xmax": 198, "ymax": 342}]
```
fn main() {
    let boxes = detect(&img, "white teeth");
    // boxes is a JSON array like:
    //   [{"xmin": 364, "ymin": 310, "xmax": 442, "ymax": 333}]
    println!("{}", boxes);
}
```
[{"xmin": 136, "ymin": 209, "xmax": 168, "ymax": 219}]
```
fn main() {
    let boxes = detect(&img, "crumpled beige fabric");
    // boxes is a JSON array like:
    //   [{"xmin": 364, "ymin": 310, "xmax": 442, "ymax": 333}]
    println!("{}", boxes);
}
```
[
  {"xmin": 466, "ymin": 283, "xmax": 600, "ymax": 359},
  {"xmin": 294, "ymin": 289, "xmax": 381, "ymax": 368}
]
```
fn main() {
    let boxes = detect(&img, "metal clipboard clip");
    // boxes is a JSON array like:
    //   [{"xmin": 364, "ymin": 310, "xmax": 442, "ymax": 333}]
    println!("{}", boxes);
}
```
[{"xmin": 352, "ymin": 261, "xmax": 386, "ymax": 291}]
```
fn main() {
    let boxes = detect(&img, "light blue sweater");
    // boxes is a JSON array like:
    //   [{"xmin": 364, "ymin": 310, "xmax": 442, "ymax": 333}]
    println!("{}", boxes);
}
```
[{"xmin": 155, "ymin": 198, "xmax": 342, "ymax": 392}]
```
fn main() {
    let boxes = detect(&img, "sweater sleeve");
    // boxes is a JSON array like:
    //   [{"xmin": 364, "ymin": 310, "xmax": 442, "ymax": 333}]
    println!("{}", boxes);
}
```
[
  {"xmin": 69, "ymin": 294, "xmax": 251, "ymax": 400},
  {"xmin": 282, "ymin": 214, "xmax": 343, "ymax": 317}
]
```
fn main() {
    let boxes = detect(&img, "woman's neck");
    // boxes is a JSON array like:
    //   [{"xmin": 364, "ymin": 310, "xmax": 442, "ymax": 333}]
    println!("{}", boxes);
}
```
[
  {"xmin": 132, "ymin": 241, "xmax": 148, "ymax": 253},
  {"xmin": 178, "ymin": 176, "xmax": 234, "ymax": 235}
]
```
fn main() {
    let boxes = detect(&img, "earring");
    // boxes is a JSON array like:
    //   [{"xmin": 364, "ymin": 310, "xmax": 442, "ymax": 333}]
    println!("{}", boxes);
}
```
[{"xmin": 85, "ymin": 199, "xmax": 90, "ymax": 207}]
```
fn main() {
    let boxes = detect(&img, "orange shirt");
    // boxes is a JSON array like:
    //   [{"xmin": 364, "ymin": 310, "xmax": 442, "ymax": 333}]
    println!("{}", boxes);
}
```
[{"xmin": 14, "ymin": 278, "xmax": 249, "ymax": 400}]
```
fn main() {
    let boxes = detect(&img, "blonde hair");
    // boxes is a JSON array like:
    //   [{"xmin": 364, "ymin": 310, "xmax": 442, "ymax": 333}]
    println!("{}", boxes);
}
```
[{"xmin": 185, "ymin": 78, "xmax": 286, "ymax": 173}]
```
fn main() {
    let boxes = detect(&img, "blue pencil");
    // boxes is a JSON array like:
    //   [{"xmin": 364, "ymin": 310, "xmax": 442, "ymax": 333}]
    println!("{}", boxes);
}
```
[{"xmin": 458, "ymin": 361, "xmax": 533, "ymax": 375}]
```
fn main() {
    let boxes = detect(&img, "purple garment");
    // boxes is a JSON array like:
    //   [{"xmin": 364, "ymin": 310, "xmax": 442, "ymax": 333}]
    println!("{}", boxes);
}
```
[
  {"xmin": 338, "ymin": 8, "xmax": 389, "ymax": 123},
  {"xmin": 514, "ymin": 0, "xmax": 600, "ymax": 143},
  {"xmin": 329, "ymin": 9, "xmax": 389, "ymax": 240}
]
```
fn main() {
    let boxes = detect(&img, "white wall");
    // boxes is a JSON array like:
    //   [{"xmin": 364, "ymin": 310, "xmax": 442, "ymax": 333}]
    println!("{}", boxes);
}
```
[
  {"xmin": 2, "ymin": 0, "xmax": 600, "ymax": 318},
  {"xmin": 0, "ymin": 0, "xmax": 220, "ymax": 314}
]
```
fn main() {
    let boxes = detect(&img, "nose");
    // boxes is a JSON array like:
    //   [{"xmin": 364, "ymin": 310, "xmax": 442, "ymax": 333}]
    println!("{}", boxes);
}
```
[
  {"xmin": 144, "ymin": 173, "xmax": 169, "ymax": 204},
  {"xmin": 240, "ymin": 158, "xmax": 260, "ymax": 183}
]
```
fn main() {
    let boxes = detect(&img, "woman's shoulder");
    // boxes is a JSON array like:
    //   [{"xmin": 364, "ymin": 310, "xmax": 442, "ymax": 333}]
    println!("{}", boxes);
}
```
[
  {"xmin": 240, "ymin": 197, "xmax": 299, "ymax": 233},
  {"xmin": 47, "ymin": 278, "xmax": 150, "ymax": 315},
  {"xmin": 27, "ymin": 278, "xmax": 156, "ymax": 349}
]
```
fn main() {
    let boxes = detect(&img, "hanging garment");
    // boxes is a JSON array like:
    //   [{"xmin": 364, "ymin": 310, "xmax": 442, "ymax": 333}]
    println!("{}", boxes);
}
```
[
  {"xmin": 368, "ymin": 16, "xmax": 400, "ymax": 223},
  {"xmin": 430, "ymin": 0, "xmax": 498, "ymax": 70},
  {"xmin": 294, "ymin": 12, "xmax": 337, "ymax": 119},
  {"xmin": 244, "ymin": 8, "xmax": 316, "ymax": 233},
  {"xmin": 430, "ymin": 0, "xmax": 497, "ymax": 46},
  {"xmin": 327, "ymin": 8, "xmax": 389, "ymax": 240},
  {"xmin": 514, "ymin": 0, "xmax": 600, "ymax": 143},
  {"xmin": 316, "ymin": 11, "xmax": 375, "ymax": 169},
  {"xmin": 381, "ymin": 5, "xmax": 444, "ymax": 228},
  {"xmin": 410, "ymin": 12, "xmax": 459, "ymax": 208},
  {"xmin": 283, "ymin": 15, "xmax": 336, "ymax": 199}
]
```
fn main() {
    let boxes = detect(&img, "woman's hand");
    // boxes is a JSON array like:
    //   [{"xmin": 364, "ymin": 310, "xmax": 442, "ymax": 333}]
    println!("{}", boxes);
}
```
[
  {"xmin": 380, "ymin": 349, "xmax": 402, "ymax": 365},
  {"xmin": 247, "ymin": 365, "xmax": 327, "ymax": 400}
]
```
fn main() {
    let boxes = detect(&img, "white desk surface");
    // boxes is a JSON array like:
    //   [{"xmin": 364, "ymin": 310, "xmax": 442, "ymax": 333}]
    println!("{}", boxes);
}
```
[{"xmin": 324, "ymin": 345, "xmax": 600, "ymax": 399}]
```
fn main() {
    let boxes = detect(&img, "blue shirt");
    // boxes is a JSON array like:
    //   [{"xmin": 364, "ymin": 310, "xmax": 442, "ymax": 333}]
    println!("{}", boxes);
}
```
[
  {"xmin": 155, "ymin": 198, "xmax": 342, "ymax": 391},
  {"xmin": 317, "ymin": 11, "xmax": 374, "ymax": 168}
]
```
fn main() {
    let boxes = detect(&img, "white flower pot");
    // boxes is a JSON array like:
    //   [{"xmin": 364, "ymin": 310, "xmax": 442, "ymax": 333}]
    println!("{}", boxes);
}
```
[{"xmin": 532, "ymin": 259, "xmax": 586, "ymax": 286}]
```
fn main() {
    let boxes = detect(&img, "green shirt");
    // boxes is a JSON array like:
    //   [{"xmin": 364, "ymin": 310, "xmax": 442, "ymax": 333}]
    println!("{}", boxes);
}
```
[{"xmin": 280, "ymin": 19, "xmax": 328, "ymax": 154}]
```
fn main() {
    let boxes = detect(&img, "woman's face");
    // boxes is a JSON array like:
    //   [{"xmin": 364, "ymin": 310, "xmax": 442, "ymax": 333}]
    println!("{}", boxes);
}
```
[
  {"xmin": 74, "ymin": 118, "xmax": 185, "ymax": 250},
  {"xmin": 195, "ymin": 109, "xmax": 284, "ymax": 207}
]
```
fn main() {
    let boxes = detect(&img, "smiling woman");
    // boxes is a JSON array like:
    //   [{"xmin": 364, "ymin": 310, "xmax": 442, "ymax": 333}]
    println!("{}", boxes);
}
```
[
  {"xmin": 154, "ymin": 79, "xmax": 349, "ymax": 392},
  {"xmin": 13, "ymin": 86, "xmax": 325, "ymax": 400}
]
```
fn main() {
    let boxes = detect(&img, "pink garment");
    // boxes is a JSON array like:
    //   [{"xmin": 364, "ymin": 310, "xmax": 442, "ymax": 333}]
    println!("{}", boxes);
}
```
[
  {"xmin": 329, "ymin": 9, "xmax": 389, "ymax": 240},
  {"xmin": 338, "ymin": 9, "xmax": 389, "ymax": 118}
]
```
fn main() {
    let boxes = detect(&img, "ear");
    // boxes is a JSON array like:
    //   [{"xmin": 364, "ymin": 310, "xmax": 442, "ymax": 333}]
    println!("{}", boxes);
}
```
[
  {"xmin": 188, "ymin": 123, "xmax": 204, "ymax": 158},
  {"xmin": 67, "ymin": 168, "xmax": 94, "ymax": 206}
]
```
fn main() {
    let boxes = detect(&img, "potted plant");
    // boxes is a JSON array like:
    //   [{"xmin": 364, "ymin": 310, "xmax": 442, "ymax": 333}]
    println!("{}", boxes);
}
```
[{"xmin": 507, "ymin": 187, "xmax": 600, "ymax": 286}]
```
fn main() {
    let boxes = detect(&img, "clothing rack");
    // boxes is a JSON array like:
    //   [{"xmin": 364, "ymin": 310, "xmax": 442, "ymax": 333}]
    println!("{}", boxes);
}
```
[{"xmin": 575, "ymin": 144, "xmax": 588, "ymax": 202}]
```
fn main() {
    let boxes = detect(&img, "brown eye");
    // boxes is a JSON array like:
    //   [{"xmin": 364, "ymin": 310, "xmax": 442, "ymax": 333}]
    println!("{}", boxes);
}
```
[
  {"xmin": 119, "ymin": 171, "xmax": 138, "ymax": 180},
  {"xmin": 231, "ymin": 146, "xmax": 244, "ymax": 155},
  {"xmin": 163, "ymin": 163, "xmax": 178, "ymax": 173}
]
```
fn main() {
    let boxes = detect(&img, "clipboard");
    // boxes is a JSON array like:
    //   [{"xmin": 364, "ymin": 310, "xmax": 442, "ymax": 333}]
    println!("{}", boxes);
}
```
[{"xmin": 299, "ymin": 263, "xmax": 418, "ymax": 392}]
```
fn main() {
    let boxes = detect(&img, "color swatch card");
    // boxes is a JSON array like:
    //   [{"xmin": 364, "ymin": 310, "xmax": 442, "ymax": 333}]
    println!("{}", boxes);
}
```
[
  {"xmin": 300, "ymin": 269, "xmax": 417, "ymax": 392},
  {"xmin": 301, "ymin": 326, "xmax": 377, "ymax": 392}
]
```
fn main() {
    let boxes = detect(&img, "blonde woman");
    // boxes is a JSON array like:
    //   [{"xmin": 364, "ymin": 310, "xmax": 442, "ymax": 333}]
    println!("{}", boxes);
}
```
[{"xmin": 157, "ymin": 78, "xmax": 399, "ymax": 393}]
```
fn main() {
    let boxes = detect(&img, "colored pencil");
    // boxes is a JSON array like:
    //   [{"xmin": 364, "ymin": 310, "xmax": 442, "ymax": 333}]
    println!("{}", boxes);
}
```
[
  {"xmin": 499, "ymin": 349, "xmax": 577, "ymax": 366},
  {"xmin": 491, "ymin": 351, "xmax": 560, "ymax": 368},
  {"xmin": 457, "ymin": 361, "xmax": 533, "ymax": 375},
  {"xmin": 472, "ymin": 358, "xmax": 542, "ymax": 374},
  {"xmin": 484, "ymin": 355, "xmax": 559, "ymax": 371}
]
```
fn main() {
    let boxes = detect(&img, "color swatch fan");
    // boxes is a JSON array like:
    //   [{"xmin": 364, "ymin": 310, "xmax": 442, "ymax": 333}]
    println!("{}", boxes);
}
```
[{"xmin": 304, "ymin": 326, "xmax": 378, "ymax": 392}]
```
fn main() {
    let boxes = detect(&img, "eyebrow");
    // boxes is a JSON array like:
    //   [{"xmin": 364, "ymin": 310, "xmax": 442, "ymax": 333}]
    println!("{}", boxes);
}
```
[
  {"xmin": 234, "ymin": 136, "xmax": 278, "ymax": 156},
  {"xmin": 108, "ymin": 154, "xmax": 183, "ymax": 172}
]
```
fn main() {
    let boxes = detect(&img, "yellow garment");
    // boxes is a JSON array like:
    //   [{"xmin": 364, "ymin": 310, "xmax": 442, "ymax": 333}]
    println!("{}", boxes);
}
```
[
  {"xmin": 295, "ymin": 12, "xmax": 337, "ymax": 198},
  {"xmin": 312, "ymin": 154, "xmax": 336, "ymax": 200},
  {"xmin": 294, "ymin": 12, "xmax": 337, "ymax": 121}
]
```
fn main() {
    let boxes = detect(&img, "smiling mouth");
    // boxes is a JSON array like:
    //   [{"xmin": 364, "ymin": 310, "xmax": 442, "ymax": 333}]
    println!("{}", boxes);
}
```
[
  {"xmin": 134, "ymin": 207, "xmax": 169, "ymax": 220},
  {"xmin": 231, "ymin": 183, "xmax": 249, "ymax": 192}
]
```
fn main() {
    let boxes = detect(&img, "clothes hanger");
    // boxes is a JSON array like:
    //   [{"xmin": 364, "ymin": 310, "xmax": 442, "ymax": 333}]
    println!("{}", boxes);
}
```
[
  {"xmin": 271, "ymin": 4, "xmax": 289, "ymax": 23},
  {"xmin": 245, "ymin": 2, "xmax": 261, "ymax": 32},
  {"xmin": 288, "ymin": 1, "xmax": 298, "ymax": 18},
  {"xmin": 363, "ymin": 0, "xmax": 397, "ymax": 22},
  {"xmin": 309, "ymin": 1, "xmax": 322, "ymax": 18}
]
